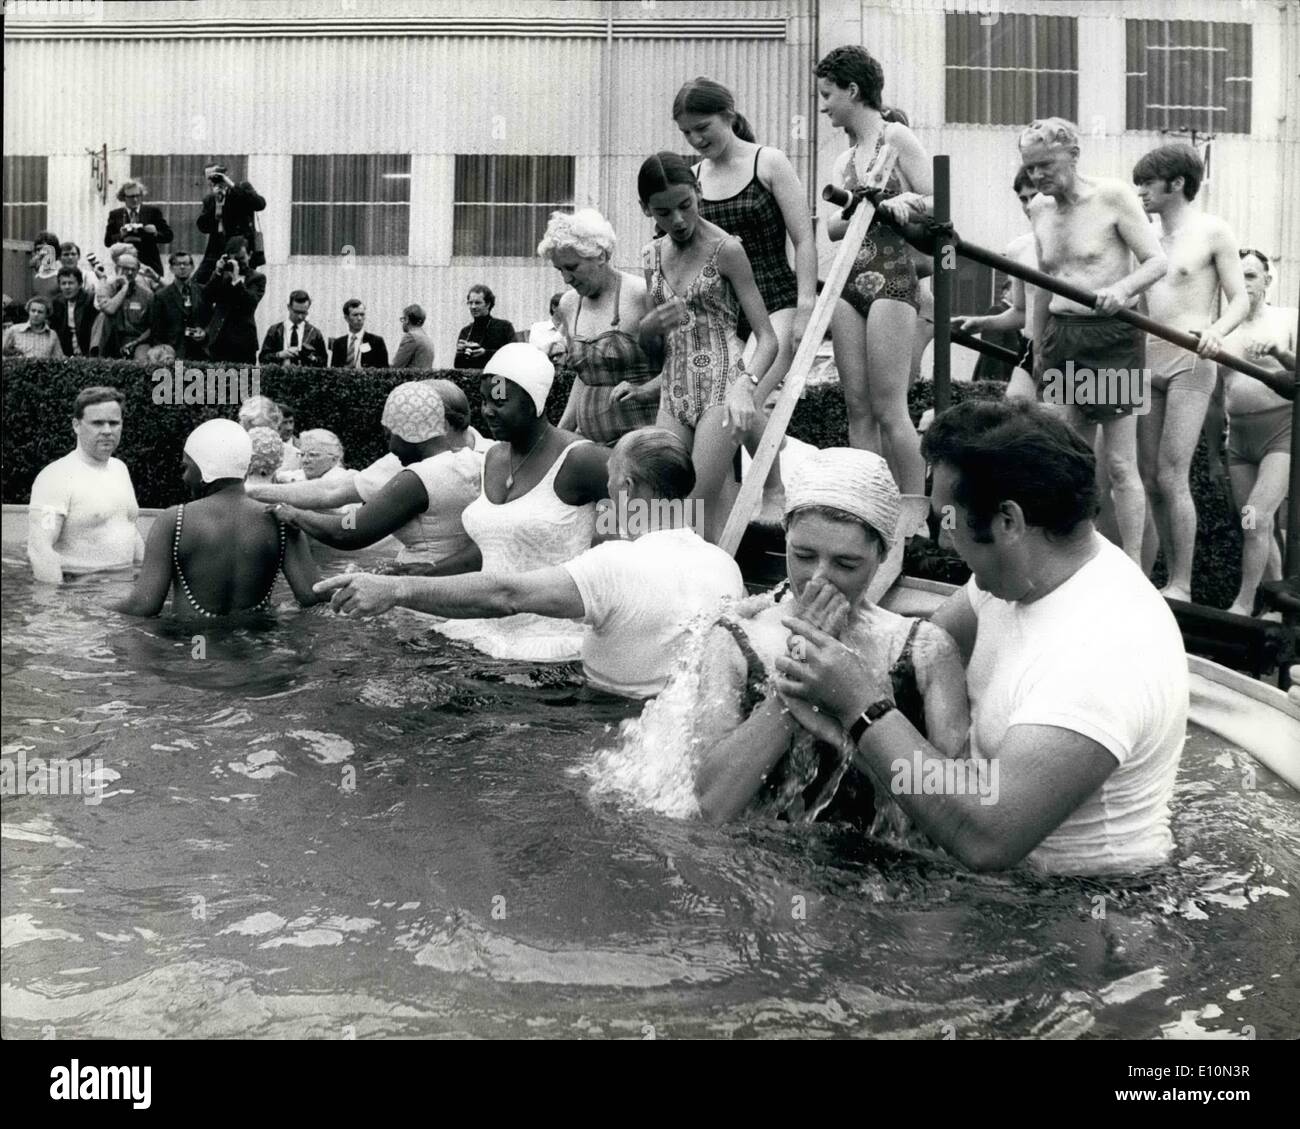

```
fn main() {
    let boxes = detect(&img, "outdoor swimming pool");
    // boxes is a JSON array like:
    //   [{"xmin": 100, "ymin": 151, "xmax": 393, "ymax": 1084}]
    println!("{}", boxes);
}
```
[{"xmin": 2, "ymin": 554, "xmax": 1297, "ymax": 1039}]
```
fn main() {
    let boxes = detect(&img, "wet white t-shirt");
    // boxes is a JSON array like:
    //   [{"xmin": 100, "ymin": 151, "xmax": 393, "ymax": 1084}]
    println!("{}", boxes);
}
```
[
  {"xmin": 563, "ymin": 528, "xmax": 745, "ymax": 698},
  {"xmin": 965, "ymin": 535, "xmax": 1187, "ymax": 874},
  {"xmin": 28, "ymin": 451, "xmax": 140, "ymax": 574}
]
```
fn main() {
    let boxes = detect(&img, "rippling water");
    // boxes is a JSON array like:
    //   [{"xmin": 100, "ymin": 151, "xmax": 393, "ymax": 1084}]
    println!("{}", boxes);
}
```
[{"xmin": 2, "ymin": 556, "xmax": 1297, "ymax": 1039}]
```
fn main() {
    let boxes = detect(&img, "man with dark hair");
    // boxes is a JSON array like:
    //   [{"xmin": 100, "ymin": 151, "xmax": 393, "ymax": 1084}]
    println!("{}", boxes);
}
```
[
  {"xmin": 28, "ymin": 386, "xmax": 144, "ymax": 583},
  {"xmin": 260, "ymin": 290, "xmax": 328, "ymax": 366},
  {"xmin": 150, "ymin": 251, "xmax": 209, "ymax": 360},
  {"xmin": 51, "ymin": 268, "xmax": 97, "ymax": 357},
  {"xmin": 202, "ymin": 236, "xmax": 266, "ymax": 364},
  {"xmin": 1132, "ymin": 143, "xmax": 1248, "ymax": 600},
  {"xmin": 329, "ymin": 299, "xmax": 389, "ymax": 368},
  {"xmin": 196, "ymin": 165, "xmax": 266, "ymax": 284},
  {"xmin": 315, "ymin": 428, "xmax": 744, "ymax": 698},
  {"xmin": 777, "ymin": 399, "xmax": 1188, "ymax": 875},
  {"xmin": 392, "ymin": 302, "xmax": 436, "ymax": 368},
  {"xmin": 58, "ymin": 242, "xmax": 98, "ymax": 293},
  {"xmin": 454, "ymin": 284, "xmax": 515, "ymax": 369},
  {"xmin": 104, "ymin": 180, "xmax": 173, "ymax": 276},
  {"xmin": 2, "ymin": 296, "xmax": 64, "ymax": 359}
]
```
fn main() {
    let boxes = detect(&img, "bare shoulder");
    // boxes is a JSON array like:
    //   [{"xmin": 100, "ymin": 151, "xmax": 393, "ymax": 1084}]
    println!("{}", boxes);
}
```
[
  {"xmin": 757, "ymin": 145, "xmax": 794, "ymax": 180},
  {"xmin": 716, "ymin": 232, "xmax": 751, "ymax": 269},
  {"xmin": 910, "ymin": 618, "xmax": 961, "ymax": 666},
  {"xmin": 883, "ymin": 121, "xmax": 923, "ymax": 154},
  {"xmin": 1096, "ymin": 177, "xmax": 1142, "ymax": 207}
]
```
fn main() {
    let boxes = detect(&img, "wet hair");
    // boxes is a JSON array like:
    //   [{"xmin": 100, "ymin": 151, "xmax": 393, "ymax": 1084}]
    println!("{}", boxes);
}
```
[
  {"xmin": 116, "ymin": 179, "xmax": 147, "ymax": 202},
  {"xmin": 1019, "ymin": 118, "xmax": 1080, "ymax": 152},
  {"xmin": 637, "ymin": 151, "xmax": 699, "ymax": 204},
  {"xmin": 672, "ymin": 77, "xmax": 756, "ymax": 143},
  {"xmin": 537, "ymin": 208, "xmax": 616, "ymax": 260},
  {"xmin": 246, "ymin": 427, "xmax": 284, "ymax": 477},
  {"xmin": 814, "ymin": 46, "xmax": 885, "ymax": 110},
  {"xmin": 168, "ymin": 250, "xmax": 194, "ymax": 266},
  {"xmin": 402, "ymin": 303, "xmax": 426, "ymax": 325},
  {"xmin": 785, "ymin": 504, "xmax": 886, "ymax": 559},
  {"xmin": 1239, "ymin": 247, "xmax": 1271, "ymax": 273},
  {"xmin": 56, "ymin": 266, "xmax": 83, "ymax": 285},
  {"xmin": 921, "ymin": 399, "xmax": 1099, "ymax": 543},
  {"xmin": 33, "ymin": 231, "xmax": 60, "ymax": 256},
  {"xmin": 73, "ymin": 385, "xmax": 124, "ymax": 420},
  {"xmin": 468, "ymin": 284, "xmax": 495, "ymax": 310},
  {"xmin": 1013, "ymin": 166, "xmax": 1035, "ymax": 193},
  {"xmin": 224, "ymin": 235, "xmax": 249, "ymax": 255},
  {"xmin": 59, "ymin": 241, "xmax": 81, "ymax": 257},
  {"xmin": 287, "ymin": 289, "xmax": 310, "ymax": 305},
  {"xmin": 1132, "ymin": 144, "xmax": 1203, "ymax": 201},
  {"xmin": 615, "ymin": 428, "xmax": 696, "ymax": 499},
  {"xmin": 342, "ymin": 298, "xmax": 364, "ymax": 317}
]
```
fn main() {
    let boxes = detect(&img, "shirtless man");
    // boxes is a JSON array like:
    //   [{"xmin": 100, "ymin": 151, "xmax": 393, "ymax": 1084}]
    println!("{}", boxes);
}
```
[
  {"xmin": 951, "ymin": 167, "xmax": 1039, "ymax": 401},
  {"xmin": 113, "ymin": 419, "xmax": 321, "ymax": 617},
  {"xmin": 1210, "ymin": 249, "xmax": 1295, "ymax": 616},
  {"xmin": 1132, "ymin": 144, "xmax": 1248, "ymax": 601},
  {"xmin": 28, "ymin": 386, "xmax": 145, "ymax": 584},
  {"xmin": 1020, "ymin": 118, "xmax": 1167, "ymax": 564}
]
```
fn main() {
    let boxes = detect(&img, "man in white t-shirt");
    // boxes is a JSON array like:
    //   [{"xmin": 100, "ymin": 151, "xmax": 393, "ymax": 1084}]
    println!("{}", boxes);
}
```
[
  {"xmin": 314, "ymin": 428, "xmax": 746, "ymax": 698},
  {"xmin": 28, "ymin": 386, "xmax": 145, "ymax": 583},
  {"xmin": 777, "ymin": 399, "xmax": 1187, "ymax": 875}
]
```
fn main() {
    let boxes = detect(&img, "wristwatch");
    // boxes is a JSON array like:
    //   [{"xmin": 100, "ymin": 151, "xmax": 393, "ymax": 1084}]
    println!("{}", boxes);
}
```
[{"xmin": 847, "ymin": 699, "xmax": 896, "ymax": 744}]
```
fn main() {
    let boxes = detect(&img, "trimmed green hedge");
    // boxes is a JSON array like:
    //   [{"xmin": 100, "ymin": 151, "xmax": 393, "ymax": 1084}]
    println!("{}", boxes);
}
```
[{"xmin": 1, "ymin": 359, "xmax": 1241, "ymax": 606}]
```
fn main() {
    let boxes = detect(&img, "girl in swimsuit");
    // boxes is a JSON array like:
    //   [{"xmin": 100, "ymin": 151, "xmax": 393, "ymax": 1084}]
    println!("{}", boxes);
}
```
[
  {"xmin": 637, "ymin": 152, "xmax": 779, "ymax": 543},
  {"xmin": 817, "ymin": 45, "xmax": 933, "ymax": 496}
]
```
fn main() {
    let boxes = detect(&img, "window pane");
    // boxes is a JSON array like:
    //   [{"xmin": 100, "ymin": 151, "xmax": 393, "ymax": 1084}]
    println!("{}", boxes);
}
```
[
  {"xmin": 2, "ymin": 156, "xmax": 48, "ymax": 241},
  {"xmin": 1126, "ymin": 19, "xmax": 1251, "ymax": 134},
  {"xmin": 945, "ymin": 13, "xmax": 1076, "ymax": 127},
  {"xmin": 291, "ymin": 156, "xmax": 410, "ymax": 256},
  {"xmin": 453, "ymin": 156, "xmax": 575, "ymax": 257}
]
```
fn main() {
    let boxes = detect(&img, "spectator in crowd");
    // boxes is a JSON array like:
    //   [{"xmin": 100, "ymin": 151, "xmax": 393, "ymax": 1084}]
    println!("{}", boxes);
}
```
[
  {"xmin": 392, "ymin": 303, "xmax": 436, "ymax": 368},
  {"xmin": 51, "ymin": 267, "xmax": 97, "ymax": 358},
  {"xmin": 238, "ymin": 394, "xmax": 301, "ymax": 474},
  {"xmin": 3, "ymin": 296, "xmax": 64, "ymax": 359},
  {"xmin": 245, "ymin": 425, "xmax": 286, "ymax": 489},
  {"xmin": 196, "ymin": 164, "xmax": 266, "ymax": 284},
  {"xmin": 202, "ymin": 236, "xmax": 265, "ymax": 364},
  {"xmin": 528, "ymin": 291, "xmax": 568, "ymax": 360},
  {"xmin": 297, "ymin": 429, "xmax": 350, "ymax": 485},
  {"xmin": 98, "ymin": 252, "xmax": 154, "ymax": 359},
  {"xmin": 28, "ymin": 386, "xmax": 143, "ymax": 584},
  {"xmin": 29, "ymin": 231, "xmax": 62, "ymax": 304},
  {"xmin": 104, "ymin": 180, "xmax": 173, "ymax": 276},
  {"xmin": 150, "ymin": 251, "xmax": 210, "ymax": 360},
  {"xmin": 59, "ymin": 242, "xmax": 99, "ymax": 293},
  {"xmin": 329, "ymin": 299, "xmax": 389, "ymax": 368},
  {"xmin": 454, "ymin": 284, "xmax": 515, "ymax": 369},
  {"xmin": 278, "ymin": 403, "xmax": 298, "ymax": 444},
  {"xmin": 259, "ymin": 290, "xmax": 328, "ymax": 367}
]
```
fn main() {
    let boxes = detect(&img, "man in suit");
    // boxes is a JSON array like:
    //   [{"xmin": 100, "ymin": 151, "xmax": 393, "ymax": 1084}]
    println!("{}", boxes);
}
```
[
  {"xmin": 202, "ymin": 236, "xmax": 266, "ymax": 364},
  {"xmin": 104, "ymin": 181, "xmax": 174, "ymax": 277},
  {"xmin": 150, "ymin": 251, "xmax": 210, "ymax": 361},
  {"xmin": 260, "ymin": 289, "xmax": 328, "ymax": 367},
  {"xmin": 392, "ymin": 303, "xmax": 436, "ymax": 368},
  {"xmin": 51, "ymin": 268, "xmax": 98, "ymax": 357},
  {"xmin": 329, "ymin": 299, "xmax": 389, "ymax": 369},
  {"xmin": 196, "ymin": 165, "xmax": 266, "ymax": 284}
]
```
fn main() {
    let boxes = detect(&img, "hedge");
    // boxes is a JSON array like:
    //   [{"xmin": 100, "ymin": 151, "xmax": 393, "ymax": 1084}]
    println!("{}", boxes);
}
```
[{"xmin": 1, "ymin": 358, "xmax": 1245, "ymax": 607}]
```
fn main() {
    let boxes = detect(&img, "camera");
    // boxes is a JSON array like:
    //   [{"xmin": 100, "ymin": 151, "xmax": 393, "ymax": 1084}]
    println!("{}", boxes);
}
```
[{"xmin": 217, "ymin": 256, "xmax": 236, "ymax": 275}]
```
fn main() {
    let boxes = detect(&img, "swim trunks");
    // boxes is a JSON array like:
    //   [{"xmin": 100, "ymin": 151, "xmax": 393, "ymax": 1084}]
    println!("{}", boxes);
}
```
[
  {"xmin": 1147, "ymin": 335, "xmax": 1216, "ymax": 398},
  {"xmin": 1227, "ymin": 403, "xmax": 1292, "ymax": 467},
  {"xmin": 1039, "ymin": 312, "xmax": 1146, "ymax": 422}
]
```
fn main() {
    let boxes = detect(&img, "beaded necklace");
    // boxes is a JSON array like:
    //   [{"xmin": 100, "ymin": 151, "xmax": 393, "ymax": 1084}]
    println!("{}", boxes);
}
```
[{"xmin": 172, "ymin": 503, "xmax": 285, "ymax": 618}]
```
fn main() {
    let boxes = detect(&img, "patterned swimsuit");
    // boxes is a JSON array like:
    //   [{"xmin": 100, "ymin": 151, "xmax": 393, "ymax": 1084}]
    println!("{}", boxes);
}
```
[
  {"xmin": 642, "ymin": 236, "xmax": 746, "ymax": 430},
  {"xmin": 840, "ymin": 130, "xmax": 921, "ymax": 318}
]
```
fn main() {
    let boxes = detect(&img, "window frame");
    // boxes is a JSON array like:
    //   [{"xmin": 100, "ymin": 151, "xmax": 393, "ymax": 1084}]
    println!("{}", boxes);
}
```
[
  {"xmin": 1125, "ymin": 19, "xmax": 1252, "ymax": 136},
  {"xmin": 452, "ymin": 154, "xmax": 576, "ymax": 261},
  {"xmin": 289, "ymin": 153, "xmax": 412, "ymax": 259},
  {"xmin": 2, "ymin": 154, "xmax": 49, "ymax": 245}
]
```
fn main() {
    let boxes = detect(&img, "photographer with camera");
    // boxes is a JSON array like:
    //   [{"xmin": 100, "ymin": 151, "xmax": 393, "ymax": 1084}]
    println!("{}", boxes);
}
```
[
  {"xmin": 196, "ymin": 164, "xmax": 266, "ymax": 285},
  {"xmin": 202, "ymin": 236, "xmax": 266, "ymax": 364},
  {"xmin": 104, "ymin": 181, "xmax": 173, "ymax": 277},
  {"xmin": 151, "ymin": 250, "xmax": 211, "ymax": 361},
  {"xmin": 98, "ymin": 252, "xmax": 155, "ymax": 360}
]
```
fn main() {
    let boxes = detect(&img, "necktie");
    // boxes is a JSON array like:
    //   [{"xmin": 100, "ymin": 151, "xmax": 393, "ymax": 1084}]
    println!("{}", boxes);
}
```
[
  {"xmin": 290, "ymin": 324, "xmax": 300, "ymax": 349},
  {"xmin": 68, "ymin": 303, "xmax": 82, "ymax": 356},
  {"xmin": 347, "ymin": 334, "xmax": 359, "ymax": 368}
]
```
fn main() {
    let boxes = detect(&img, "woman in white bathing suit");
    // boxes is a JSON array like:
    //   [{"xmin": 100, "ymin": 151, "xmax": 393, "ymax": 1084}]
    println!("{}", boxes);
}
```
[
  {"xmin": 269, "ymin": 381, "xmax": 483, "ymax": 570},
  {"xmin": 431, "ymin": 343, "xmax": 612, "ymax": 661}
]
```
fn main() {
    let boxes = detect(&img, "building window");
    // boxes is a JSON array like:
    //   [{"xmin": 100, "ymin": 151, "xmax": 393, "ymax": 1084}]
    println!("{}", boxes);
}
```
[
  {"xmin": 453, "ymin": 155, "xmax": 574, "ymax": 258},
  {"xmin": 291, "ymin": 154, "xmax": 411, "ymax": 256},
  {"xmin": 2, "ymin": 155, "xmax": 48, "ymax": 242},
  {"xmin": 131, "ymin": 155, "xmax": 248, "ymax": 254},
  {"xmin": 1126, "ymin": 20, "xmax": 1251, "ymax": 135},
  {"xmin": 945, "ymin": 12, "xmax": 1078, "ymax": 126}
]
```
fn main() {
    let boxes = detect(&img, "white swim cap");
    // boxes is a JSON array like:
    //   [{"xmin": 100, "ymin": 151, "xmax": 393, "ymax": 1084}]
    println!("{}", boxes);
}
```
[
  {"xmin": 484, "ymin": 342, "xmax": 555, "ymax": 417},
  {"xmin": 183, "ymin": 418, "xmax": 252, "ymax": 483},
  {"xmin": 783, "ymin": 446, "xmax": 901, "ymax": 547}
]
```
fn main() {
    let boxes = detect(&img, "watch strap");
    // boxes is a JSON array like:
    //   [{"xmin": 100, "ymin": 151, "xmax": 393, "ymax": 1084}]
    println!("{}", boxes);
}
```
[{"xmin": 848, "ymin": 699, "xmax": 896, "ymax": 744}]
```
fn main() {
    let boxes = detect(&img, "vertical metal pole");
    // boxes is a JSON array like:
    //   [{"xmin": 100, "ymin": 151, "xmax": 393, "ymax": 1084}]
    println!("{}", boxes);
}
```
[
  {"xmin": 932, "ymin": 154, "xmax": 952, "ymax": 415},
  {"xmin": 1286, "ymin": 304, "xmax": 1300, "ymax": 579}
]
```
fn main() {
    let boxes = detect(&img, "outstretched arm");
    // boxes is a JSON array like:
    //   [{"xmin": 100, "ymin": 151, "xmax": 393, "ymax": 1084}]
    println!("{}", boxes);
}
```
[
  {"xmin": 312, "ymin": 565, "xmax": 585, "ymax": 620},
  {"xmin": 280, "ymin": 524, "xmax": 325, "ymax": 605},
  {"xmin": 113, "ymin": 508, "xmax": 177, "ymax": 616},
  {"xmin": 278, "ymin": 470, "xmax": 427, "ymax": 549},
  {"xmin": 246, "ymin": 473, "xmax": 364, "ymax": 510}
]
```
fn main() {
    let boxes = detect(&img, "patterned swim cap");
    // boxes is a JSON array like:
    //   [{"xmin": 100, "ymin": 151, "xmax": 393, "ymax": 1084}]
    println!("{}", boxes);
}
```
[{"xmin": 381, "ymin": 380, "xmax": 447, "ymax": 442}]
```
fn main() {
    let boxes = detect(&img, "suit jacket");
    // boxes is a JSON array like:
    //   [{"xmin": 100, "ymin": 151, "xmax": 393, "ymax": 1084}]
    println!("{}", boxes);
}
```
[
  {"xmin": 455, "ymin": 315, "xmax": 515, "ymax": 369},
  {"xmin": 392, "ymin": 327, "xmax": 436, "ymax": 369},
  {"xmin": 50, "ymin": 290, "xmax": 98, "ymax": 357},
  {"xmin": 150, "ymin": 279, "xmax": 211, "ymax": 360},
  {"xmin": 260, "ymin": 320, "xmax": 328, "ymax": 367},
  {"xmin": 329, "ymin": 331, "xmax": 389, "ymax": 369},
  {"xmin": 196, "ymin": 182, "xmax": 267, "ymax": 275},
  {"xmin": 104, "ymin": 204, "xmax": 174, "ymax": 275},
  {"xmin": 202, "ymin": 268, "xmax": 266, "ymax": 364}
]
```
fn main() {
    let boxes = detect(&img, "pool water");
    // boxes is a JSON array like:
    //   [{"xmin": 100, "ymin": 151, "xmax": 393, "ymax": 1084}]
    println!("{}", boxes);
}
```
[{"xmin": 2, "ymin": 557, "xmax": 1297, "ymax": 1039}]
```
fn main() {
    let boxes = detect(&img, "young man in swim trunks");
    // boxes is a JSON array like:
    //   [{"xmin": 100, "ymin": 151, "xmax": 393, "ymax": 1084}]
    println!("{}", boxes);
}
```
[
  {"xmin": 1132, "ymin": 144, "xmax": 1248, "ymax": 601},
  {"xmin": 1211, "ymin": 249, "xmax": 1295, "ymax": 616},
  {"xmin": 1021, "ymin": 118, "xmax": 1167, "ymax": 565}
]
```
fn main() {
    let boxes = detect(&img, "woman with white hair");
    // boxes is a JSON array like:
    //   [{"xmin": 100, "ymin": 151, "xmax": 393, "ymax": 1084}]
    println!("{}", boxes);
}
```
[
  {"xmin": 538, "ymin": 208, "xmax": 662, "ymax": 446},
  {"xmin": 237, "ymin": 396, "xmax": 301, "ymax": 473}
]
